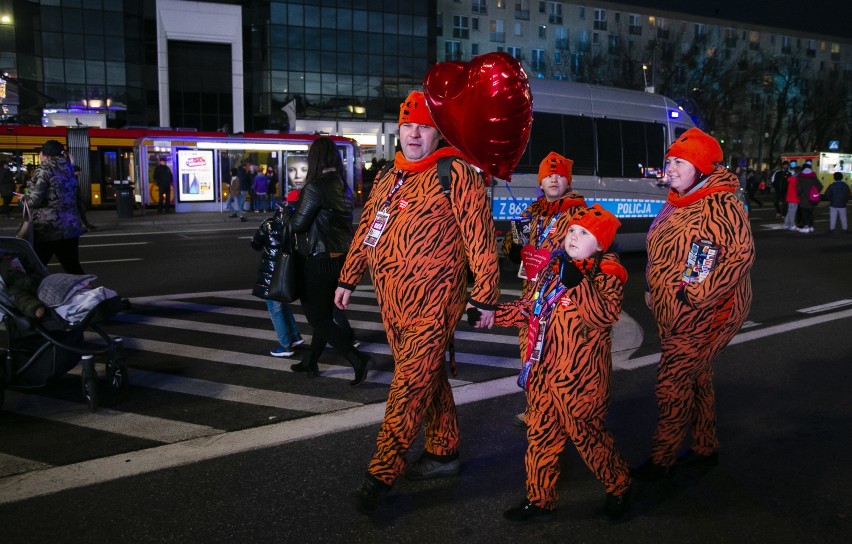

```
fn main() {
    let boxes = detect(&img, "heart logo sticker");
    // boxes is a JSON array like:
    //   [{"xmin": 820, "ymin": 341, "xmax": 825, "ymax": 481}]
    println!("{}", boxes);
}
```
[{"xmin": 423, "ymin": 52, "xmax": 533, "ymax": 182}]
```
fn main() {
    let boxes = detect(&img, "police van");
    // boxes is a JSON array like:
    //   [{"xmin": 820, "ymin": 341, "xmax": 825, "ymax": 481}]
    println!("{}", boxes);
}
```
[{"xmin": 493, "ymin": 79, "xmax": 697, "ymax": 252}]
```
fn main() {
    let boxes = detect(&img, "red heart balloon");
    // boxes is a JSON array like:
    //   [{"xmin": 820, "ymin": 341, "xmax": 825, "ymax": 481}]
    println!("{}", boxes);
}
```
[{"xmin": 423, "ymin": 52, "xmax": 532, "ymax": 182}]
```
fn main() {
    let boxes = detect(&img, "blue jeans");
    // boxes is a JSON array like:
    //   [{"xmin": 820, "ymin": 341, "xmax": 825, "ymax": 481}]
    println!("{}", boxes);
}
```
[
  {"xmin": 254, "ymin": 193, "xmax": 268, "ymax": 211},
  {"xmin": 265, "ymin": 299, "xmax": 301, "ymax": 347},
  {"xmin": 226, "ymin": 193, "xmax": 244, "ymax": 214}
]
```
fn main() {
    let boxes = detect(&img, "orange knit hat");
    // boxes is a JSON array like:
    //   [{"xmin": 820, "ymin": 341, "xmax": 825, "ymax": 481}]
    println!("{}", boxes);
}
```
[
  {"xmin": 568, "ymin": 204, "xmax": 621, "ymax": 251},
  {"xmin": 398, "ymin": 91, "xmax": 435, "ymax": 126},
  {"xmin": 665, "ymin": 127, "xmax": 723, "ymax": 175},
  {"xmin": 538, "ymin": 151, "xmax": 573, "ymax": 185}
]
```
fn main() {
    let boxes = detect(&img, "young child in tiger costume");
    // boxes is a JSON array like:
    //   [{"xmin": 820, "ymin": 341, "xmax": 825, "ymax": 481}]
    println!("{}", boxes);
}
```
[
  {"xmin": 633, "ymin": 127, "xmax": 754, "ymax": 480},
  {"xmin": 493, "ymin": 204, "xmax": 633, "ymax": 523},
  {"xmin": 502, "ymin": 152, "xmax": 587, "ymax": 426},
  {"xmin": 336, "ymin": 91, "xmax": 500, "ymax": 515}
]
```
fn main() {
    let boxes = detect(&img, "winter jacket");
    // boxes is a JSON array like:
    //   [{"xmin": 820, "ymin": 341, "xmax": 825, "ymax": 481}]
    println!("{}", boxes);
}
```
[
  {"xmin": 288, "ymin": 170, "xmax": 353, "ymax": 255},
  {"xmin": 229, "ymin": 176, "xmax": 241, "ymax": 196},
  {"xmin": 785, "ymin": 175, "xmax": 799, "ymax": 204},
  {"xmin": 253, "ymin": 174, "xmax": 269, "ymax": 194},
  {"xmin": 795, "ymin": 168, "xmax": 822, "ymax": 209},
  {"xmin": 822, "ymin": 180, "xmax": 851, "ymax": 208},
  {"xmin": 250, "ymin": 210, "xmax": 287, "ymax": 300},
  {"xmin": 23, "ymin": 156, "xmax": 85, "ymax": 242}
]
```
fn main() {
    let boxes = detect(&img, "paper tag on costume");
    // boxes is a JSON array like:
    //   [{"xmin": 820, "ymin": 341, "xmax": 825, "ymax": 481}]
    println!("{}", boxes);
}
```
[
  {"xmin": 681, "ymin": 238, "xmax": 720, "ymax": 284},
  {"xmin": 363, "ymin": 210, "xmax": 390, "ymax": 247},
  {"xmin": 512, "ymin": 218, "xmax": 531, "ymax": 245},
  {"xmin": 519, "ymin": 245, "xmax": 551, "ymax": 282},
  {"xmin": 527, "ymin": 319, "xmax": 546, "ymax": 363}
]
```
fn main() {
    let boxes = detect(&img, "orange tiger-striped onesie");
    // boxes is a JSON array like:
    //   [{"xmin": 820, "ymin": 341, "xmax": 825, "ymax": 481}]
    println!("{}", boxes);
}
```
[
  {"xmin": 501, "ymin": 193, "xmax": 587, "ymax": 361},
  {"xmin": 496, "ymin": 254, "xmax": 631, "ymax": 509},
  {"xmin": 645, "ymin": 166, "xmax": 755, "ymax": 467},
  {"xmin": 339, "ymin": 147, "xmax": 500, "ymax": 487}
]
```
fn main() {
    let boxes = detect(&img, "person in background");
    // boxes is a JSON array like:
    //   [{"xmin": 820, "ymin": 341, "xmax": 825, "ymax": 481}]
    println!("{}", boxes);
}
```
[
  {"xmin": 252, "ymin": 167, "xmax": 269, "ymax": 213},
  {"xmin": 501, "ymin": 151, "xmax": 587, "ymax": 427},
  {"xmin": 250, "ymin": 203, "xmax": 304, "ymax": 357},
  {"xmin": 286, "ymin": 136, "xmax": 367, "ymax": 382},
  {"xmin": 22, "ymin": 140, "xmax": 86, "ymax": 274},
  {"xmin": 225, "ymin": 167, "xmax": 247, "ymax": 222},
  {"xmin": 153, "ymin": 156, "xmax": 173, "ymax": 214},
  {"xmin": 495, "ymin": 205, "xmax": 633, "ymax": 524},
  {"xmin": 795, "ymin": 162, "xmax": 822, "ymax": 234},
  {"xmin": 266, "ymin": 166, "xmax": 279, "ymax": 210},
  {"xmin": 0, "ymin": 161, "xmax": 15, "ymax": 218},
  {"xmin": 285, "ymin": 185, "xmax": 359, "ymax": 348},
  {"xmin": 822, "ymin": 171, "xmax": 850, "ymax": 234},
  {"xmin": 771, "ymin": 161, "xmax": 790, "ymax": 220},
  {"xmin": 634, "ymin": 127, "xmax": 754, "ymax": 481},
  {"xmin": 72, "ymin": 164, "xmax": 97, "ymax": 231},
  {"xmin": 245, "ymin": 162, "xmax": 257, "ymax": 213},
  {"xmin": 783, "ymin": 165, "xmax": 801, "ymax": 230},
  {"xmin": 745, "ymin": 168, "xmax": 763, "ymax": 208},
  {"xmin": 338, "ymin": 91, "xmax": 500, "ymax": 515}
]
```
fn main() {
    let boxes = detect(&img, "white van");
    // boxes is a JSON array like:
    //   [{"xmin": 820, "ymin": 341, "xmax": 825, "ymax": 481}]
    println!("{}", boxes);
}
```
[{"xmin": 493, "ymin": 79, "xmax": 696, "ymax": 252}]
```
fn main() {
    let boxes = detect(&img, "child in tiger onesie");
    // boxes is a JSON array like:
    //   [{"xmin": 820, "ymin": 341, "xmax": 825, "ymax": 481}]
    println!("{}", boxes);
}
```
[
  {"xmin": 495, "ymin": 204, "xmax": 633, "ymax": 524},
  {"xmin": 501, "ymin": 152, "xmax": 587, "ymax": 426},
  {"xmin": 337, "ymin": 91, "xmax": 500, "ymax": 515},
  {"xmin": 633, "ymin": 127, "xmax": 754, "ymax": 480}
]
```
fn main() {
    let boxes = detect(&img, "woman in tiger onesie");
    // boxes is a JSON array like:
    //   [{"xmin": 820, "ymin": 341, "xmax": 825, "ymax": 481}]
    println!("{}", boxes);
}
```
[
  {"xmin": 336, "ymin": 91, "xmax": 500, "ymax": 515},
  {"xmin": 633, "ymin": 127, "xmax": 755, "ymax": 480},
  {"xmin": 502, "ymin": 152, "xmax": 587, "ymax": 426},
  {"xmin": 495, "ymin": 204, "xmax": 633, "ymax": 524}
]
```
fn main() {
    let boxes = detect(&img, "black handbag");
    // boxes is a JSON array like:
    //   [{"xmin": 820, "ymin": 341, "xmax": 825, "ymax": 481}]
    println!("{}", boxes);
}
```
[{"xmin": 267, "ymin": 223, "xmax": 299, "ymax": 302}]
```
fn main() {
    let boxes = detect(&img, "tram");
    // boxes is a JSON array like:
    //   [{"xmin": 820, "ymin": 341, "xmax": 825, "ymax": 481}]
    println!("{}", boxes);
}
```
[{"xmin": 0, "ymin": 125, "xmax": 362, "ymax": 212}]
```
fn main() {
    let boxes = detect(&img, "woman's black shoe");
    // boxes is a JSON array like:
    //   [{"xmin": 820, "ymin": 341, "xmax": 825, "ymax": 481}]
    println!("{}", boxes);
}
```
[
  {"xmin": 503, "ymin": 500, "xmax": 555, "ymax": 525},
  {"xmin": 351, "ymin": 476, "xmax": 389, "ymax": 515},
  {"xmin": 597, "ymin": 486, "xmax": 632, "ymax": 521},
  {"xmin": 345, "ymin": 349, "xmax": 371, "ymax": 386},
  {"xmin": 630, "ymin": 459, "xmax": 673, "ymax": 481},
  {"xmin": 290, "ymin": 359, "xmax": 319, "ymax": 376},
  {"xmin": 676, "ymin": 449, "xmax": 719, "ymax": 467}
]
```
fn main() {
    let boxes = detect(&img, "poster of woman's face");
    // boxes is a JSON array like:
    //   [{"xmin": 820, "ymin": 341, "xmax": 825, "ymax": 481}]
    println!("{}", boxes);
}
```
[{"xmin": 287, "ymin": 155, "xmax": 308, "ymax": 190}]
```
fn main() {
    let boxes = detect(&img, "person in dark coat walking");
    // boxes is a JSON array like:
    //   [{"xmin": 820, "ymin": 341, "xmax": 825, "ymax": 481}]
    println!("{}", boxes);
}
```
[
  {"xmin": 822, "ymin": 172, "xmax": 850, "ymax": 233},
  {"xmin": 153, "ymin": 157, "xmax": 173, "ymax": 213}
]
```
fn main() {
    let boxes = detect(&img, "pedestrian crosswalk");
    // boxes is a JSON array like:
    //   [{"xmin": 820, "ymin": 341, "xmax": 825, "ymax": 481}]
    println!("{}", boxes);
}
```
[
  {"xmin": 0, "ymin": 285, "xmax": 654, "ymax": 482},
  {"xmin": 0, "ymin": 287, "xmax": 531, "ymax": 478}
]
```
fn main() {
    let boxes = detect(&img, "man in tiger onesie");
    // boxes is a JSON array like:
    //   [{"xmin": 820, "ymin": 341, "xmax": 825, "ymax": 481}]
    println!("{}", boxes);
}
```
[
  {"xmin": 335, "ymin": 91, "xmax": 500, "ymax": 515},
  {"xmin": 502, "ymin": 152, "xmax": 587, "ymax": 426},
  {"xmin": 633, "ymin": 127, "xmax": 755, "ymax": 480},
  {"xmin": 496, "ymin": 205, "xmax": 632, "ymax": 523}
]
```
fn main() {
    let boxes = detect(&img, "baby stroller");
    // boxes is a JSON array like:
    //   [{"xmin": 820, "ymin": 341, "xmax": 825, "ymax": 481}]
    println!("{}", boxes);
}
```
[{"xmin": 0, "ymin": 236, "xmax": 128, "ymax": 412}]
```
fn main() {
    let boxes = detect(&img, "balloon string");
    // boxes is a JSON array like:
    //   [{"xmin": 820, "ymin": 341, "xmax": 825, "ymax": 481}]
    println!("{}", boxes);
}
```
[{"xmin": 503, "ymin": 180, "xmax": 534, "ymax": 220}]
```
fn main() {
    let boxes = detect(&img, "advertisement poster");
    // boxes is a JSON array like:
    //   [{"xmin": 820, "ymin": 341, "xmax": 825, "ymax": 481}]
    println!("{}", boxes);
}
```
[{"xmin": 176, "ymin": 149, "xmax": 214, "ymax": 202}]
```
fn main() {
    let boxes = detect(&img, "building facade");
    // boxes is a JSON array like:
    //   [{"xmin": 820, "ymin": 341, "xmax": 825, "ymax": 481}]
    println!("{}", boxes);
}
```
[
  {"xmin": 0, "ymin": 0, "xmax": 435, "ymax": 133},
  {"xmin": 436, "ymin": 0, "xmax": 852, "ymax": 166}
]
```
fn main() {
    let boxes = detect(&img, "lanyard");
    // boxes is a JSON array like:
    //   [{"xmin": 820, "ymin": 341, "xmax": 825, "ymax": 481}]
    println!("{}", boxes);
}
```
[
  {"xmin": 381, "ymin": 170, "xmax": 405, "ymax": 210},
  {"xmin": 532, "ymin": 271, "xmax": 567, "ymax": 320},
  {"xmin": 534, "ymin": 213, "xmax": 561, "ymax": 249}
]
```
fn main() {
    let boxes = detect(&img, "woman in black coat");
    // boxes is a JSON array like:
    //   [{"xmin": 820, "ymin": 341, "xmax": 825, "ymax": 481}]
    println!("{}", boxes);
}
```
[{"xmin": 287, "ymin": 137, "xmax": 369, "ymax": 385}]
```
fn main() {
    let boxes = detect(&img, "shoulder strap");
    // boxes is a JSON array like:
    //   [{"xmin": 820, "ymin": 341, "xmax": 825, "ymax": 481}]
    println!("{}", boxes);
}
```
[
  {"xmin": 437, "ymin": 156, "xmax": 458, "ymax": 199},
  {"xmin": 377, "ymin": 162, "xmax": 394, "ymax": 181}
]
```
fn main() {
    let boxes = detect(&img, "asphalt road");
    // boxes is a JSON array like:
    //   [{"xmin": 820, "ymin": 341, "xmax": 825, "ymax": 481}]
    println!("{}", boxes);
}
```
[{"xmin": 0, "ymin": 203, "xmax": 850, "ymax": 543}]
